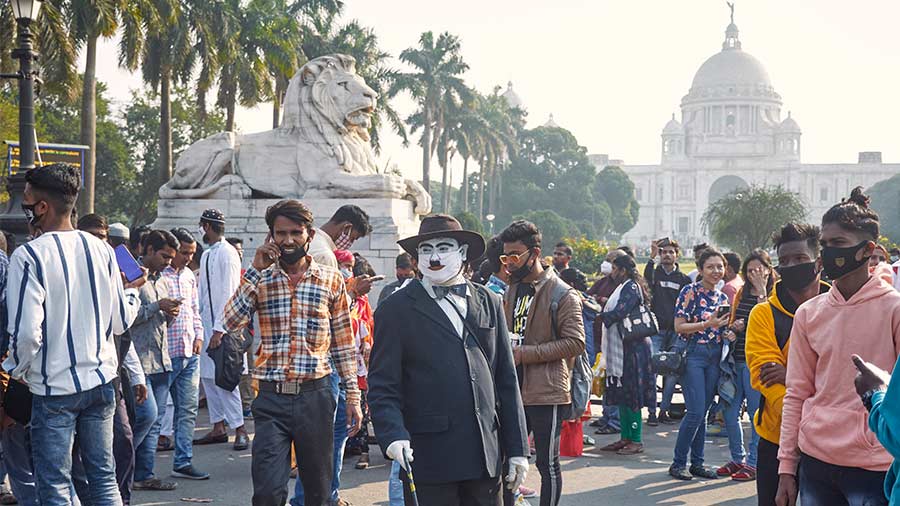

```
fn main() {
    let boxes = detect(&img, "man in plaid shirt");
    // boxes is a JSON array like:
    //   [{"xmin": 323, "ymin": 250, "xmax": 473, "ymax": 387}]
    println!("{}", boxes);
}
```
[
  {"xmin": 223, "ymin": 200, "xmax": 362, "ymax": 506},
  {"xmin": 162, "ymin": 228, "xmax": 209, "ymax": 481}
]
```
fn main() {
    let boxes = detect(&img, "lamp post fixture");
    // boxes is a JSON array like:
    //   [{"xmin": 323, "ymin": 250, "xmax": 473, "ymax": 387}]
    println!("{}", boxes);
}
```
[
  {"xmin": 485, "ymin": 213, "xmax": 495, "ymax": 235},
  {"xmin": 1, "ymin": 0, "xmax": 42, "ymax": 241}
]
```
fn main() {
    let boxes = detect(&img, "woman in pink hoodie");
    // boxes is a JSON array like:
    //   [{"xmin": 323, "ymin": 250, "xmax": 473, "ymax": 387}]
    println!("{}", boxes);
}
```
[{"xmin": 776, "ymin": 187, "xmax": 900, "ymax": 506}]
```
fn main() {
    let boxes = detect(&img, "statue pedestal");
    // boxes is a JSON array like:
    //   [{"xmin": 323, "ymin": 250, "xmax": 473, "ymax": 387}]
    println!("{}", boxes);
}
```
[{"xmin": 153, "ymin": 197, "xmax": 421, "ymax": 301}]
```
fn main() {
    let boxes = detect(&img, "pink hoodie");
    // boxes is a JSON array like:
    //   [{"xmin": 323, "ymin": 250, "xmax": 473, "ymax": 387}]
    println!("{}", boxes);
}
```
[{"xmin": 778, "ymin": 264, "xmax": 900, "ymax": 475}]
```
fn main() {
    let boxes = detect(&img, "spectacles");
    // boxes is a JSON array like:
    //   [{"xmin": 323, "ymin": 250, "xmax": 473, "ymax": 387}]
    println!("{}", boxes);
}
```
[{"xmin": 499, "ymin": 251, "xmax": 529, "ymax": 265}]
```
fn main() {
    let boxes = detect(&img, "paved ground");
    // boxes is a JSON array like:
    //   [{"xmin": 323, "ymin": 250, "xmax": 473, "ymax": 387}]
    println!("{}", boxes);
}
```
[{"xmin": 132, "ymin": 405, "xmax": 757, "ymax": 506}]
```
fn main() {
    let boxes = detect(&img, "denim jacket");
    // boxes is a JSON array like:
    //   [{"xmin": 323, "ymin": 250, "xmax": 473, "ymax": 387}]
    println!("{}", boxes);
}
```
[{"xmin": 130, "ymin": 270, "xmax": 172, "ymax": 375}]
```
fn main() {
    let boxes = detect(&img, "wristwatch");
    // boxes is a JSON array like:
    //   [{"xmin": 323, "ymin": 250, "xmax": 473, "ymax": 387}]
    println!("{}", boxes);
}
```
[{"xmin": 861, "ymin": 387, "xmax": 886, "ymax": 411}]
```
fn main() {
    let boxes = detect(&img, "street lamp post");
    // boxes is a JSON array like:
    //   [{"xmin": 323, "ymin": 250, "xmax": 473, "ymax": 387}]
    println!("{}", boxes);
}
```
[
  {"xmin": 1, "ymin": 0, "xmax": 42, "ymax": 241},
  {"xmin": 486, "ymin": 213, "xmax": 495, "ymax": 235}
]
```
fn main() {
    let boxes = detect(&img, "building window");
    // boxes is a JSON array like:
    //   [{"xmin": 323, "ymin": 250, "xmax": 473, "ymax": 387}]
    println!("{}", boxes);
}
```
[
  {"xmin": 635, "ymin": 187, "xmax": 643, "ymax": 202},
  {"xmin": 820, "ymin": 187, "xmax": 828, "ymax": 203},
  {"xmin": 677, "ymin": 217, "xmax": 690, "ymax": 234},
  {"xmin": 677, "ymin": 183, "xmax": 691, "ymax": 200}
]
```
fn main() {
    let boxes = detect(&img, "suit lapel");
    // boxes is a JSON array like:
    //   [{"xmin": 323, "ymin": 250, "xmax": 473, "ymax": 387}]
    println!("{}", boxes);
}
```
[
  {"xmin": 408, "ymin": 280, "xmax": 461, "ymax": 340},
  {"xmin": 465, "ymin": 282, "xmax": 487, "ymax": 332}
]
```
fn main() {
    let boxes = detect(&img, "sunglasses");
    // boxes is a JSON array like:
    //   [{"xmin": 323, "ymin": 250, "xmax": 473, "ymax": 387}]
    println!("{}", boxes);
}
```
[{"xmin": 499, "ymin": 251, "xmax": 531, "ymax": 265}]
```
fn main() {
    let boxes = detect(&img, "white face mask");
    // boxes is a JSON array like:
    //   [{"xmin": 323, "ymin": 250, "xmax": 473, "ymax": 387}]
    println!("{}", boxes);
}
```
[
  {"xmin": 600, "ymin": 261, "xmax": 613, "ymax": 275},
  {"xmin": 418, "ymin": 237, "xmax": 468, "ymax": 285}
]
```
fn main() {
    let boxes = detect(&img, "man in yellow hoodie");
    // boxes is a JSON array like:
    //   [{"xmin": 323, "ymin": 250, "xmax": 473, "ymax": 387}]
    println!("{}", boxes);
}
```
[
  {"xmin": 774, "ymin": 188, "xmax": 900, "ymax": 506},
  {"xmin": 746, "ymin": 223, "xmax": 828, "ymax": 506}
]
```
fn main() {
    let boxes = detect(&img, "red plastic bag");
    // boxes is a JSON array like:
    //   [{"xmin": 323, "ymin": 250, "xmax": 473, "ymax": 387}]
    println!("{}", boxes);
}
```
[{"xmin": 559, "ymin": 420, "xmax": 584, "ymax": 457}]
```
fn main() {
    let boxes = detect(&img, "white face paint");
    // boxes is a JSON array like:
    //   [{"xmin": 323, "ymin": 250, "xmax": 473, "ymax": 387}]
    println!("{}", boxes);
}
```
[{"xmin": 417, "ymin": 237, "xmax": 468, "ymax": 285}]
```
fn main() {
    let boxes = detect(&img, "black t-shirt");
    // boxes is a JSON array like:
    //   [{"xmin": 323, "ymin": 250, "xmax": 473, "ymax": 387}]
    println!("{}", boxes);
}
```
[{"xmin": 512, "ymin": 283, "xmax": 535, "ymax": 337}]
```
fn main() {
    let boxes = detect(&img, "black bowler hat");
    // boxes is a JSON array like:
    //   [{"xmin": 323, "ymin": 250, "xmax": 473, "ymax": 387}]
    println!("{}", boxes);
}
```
[{"xmin": 398, "ymin": 214, "xmax": 486, "ymax": 261}]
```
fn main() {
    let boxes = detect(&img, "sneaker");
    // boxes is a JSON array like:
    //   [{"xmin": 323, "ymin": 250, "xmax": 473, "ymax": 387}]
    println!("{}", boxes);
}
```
[
  {"xmin": 689, "ymin": 464, "xmax": 719, "ymax": 480},
  {"xmin": 717, "ymin": 461, "xmax": 742, "ymax": 477},
  {"xmin": 658, "ymin": 411, "xmax": 678, "ymax": 425},
  {"xmin": 172, "ymin": 466, "xmax": 210, "ymax": 480},
  {"xmin": 731, "ymin": 465, "xmax": 757, "ymax": 482},
  {"xmin": 518, "ymin": 485, "xmax": 537, "ymax": 498},
  {"xmin": 668, "ymin": 464, "xmax": 692, "ymax": 481},
  {"xmin": 647, "ymin": 412, "xmax": 659, "ymax": 427}
]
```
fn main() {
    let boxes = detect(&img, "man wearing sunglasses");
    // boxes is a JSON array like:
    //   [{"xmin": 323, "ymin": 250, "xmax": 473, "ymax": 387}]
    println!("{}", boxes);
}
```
[{"xmin": 500, "ymin": 220, "xmax": 586, "ymax": 506}]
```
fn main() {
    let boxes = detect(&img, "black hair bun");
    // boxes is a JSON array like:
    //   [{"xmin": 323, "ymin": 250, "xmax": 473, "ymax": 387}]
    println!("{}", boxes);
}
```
[{"xmin": 848, "ymin": 186, "xmax": 871, "ymax": 208}]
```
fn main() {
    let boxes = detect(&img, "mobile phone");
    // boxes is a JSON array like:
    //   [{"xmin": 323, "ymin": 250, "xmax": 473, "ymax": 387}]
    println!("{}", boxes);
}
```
[
  {"xmin": 716, "ymin": 305, "xmax": 731, "ymax": 318},
  {"xmin": 369, "ymin": 275, "xmax": 386, "ymax": 282},
  {"xmin": 114, "ymin": 245, "xmax": 144, "ymax": 283}
]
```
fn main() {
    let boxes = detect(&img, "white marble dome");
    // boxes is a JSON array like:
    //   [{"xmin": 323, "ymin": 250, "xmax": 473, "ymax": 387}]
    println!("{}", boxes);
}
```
[{"xmin": 691, "ymin": 48, "xmax": 771, "ymax": 90}]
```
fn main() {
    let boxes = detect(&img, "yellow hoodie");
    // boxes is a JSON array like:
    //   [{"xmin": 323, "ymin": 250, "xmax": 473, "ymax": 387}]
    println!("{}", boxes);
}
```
[{"xmin": 745, "ymin": 279, "xmax": 829, "ymax": 446}]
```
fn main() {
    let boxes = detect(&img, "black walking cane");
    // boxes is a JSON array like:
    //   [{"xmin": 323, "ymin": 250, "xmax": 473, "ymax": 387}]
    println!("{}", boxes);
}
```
[{"xmin": 402, "ymin": 448, "xmax": 420, "ymax": 506}]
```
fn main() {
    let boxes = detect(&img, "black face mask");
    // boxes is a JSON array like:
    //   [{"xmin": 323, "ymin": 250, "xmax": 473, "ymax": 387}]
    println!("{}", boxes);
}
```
[
  {"xmin": 21, "ymin": 202, "xmax": 43, "ymax": 227},
  {"xmin": 279, "ymin": 240, "xmax": 309, "ymax": 265},
  {"xmin": 821, "ymin": 240, "xmax": 870, "ymax": 280},
  {"xmin": 776, "ymin": 262, "xmax": 818, "ymax": 291},
  {"xmin": 509, "ymin": 251, "xmax": 534, "ymax": 282}
]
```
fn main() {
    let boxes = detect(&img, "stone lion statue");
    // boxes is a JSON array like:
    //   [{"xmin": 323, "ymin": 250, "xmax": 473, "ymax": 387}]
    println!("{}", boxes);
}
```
[{"xmin": 159, "ymin": 54, "xmax": 431, "ymax": 214}]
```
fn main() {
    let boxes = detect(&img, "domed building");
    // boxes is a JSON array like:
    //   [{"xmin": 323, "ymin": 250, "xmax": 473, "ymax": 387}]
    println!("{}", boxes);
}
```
[{"xmin": 619, "ymin": 14, "xmax": 900, "ymax": 246}]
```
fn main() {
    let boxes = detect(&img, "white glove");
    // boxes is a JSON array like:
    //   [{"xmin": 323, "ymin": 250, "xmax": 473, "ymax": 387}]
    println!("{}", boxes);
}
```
[
  {"xmin": 386, "ymin": 440, "xmax": 414, "ymax": 471},
  {"xmin": 506, "ymin": 456, "xmax": 529, "ymax": 491}
]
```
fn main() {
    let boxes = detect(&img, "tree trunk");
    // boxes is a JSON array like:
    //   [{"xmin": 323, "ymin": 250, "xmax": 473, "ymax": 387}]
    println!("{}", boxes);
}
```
[
  {"xmin": 272, "ymin": 74, "xmax": 286, "ymax": 128},
  {"xmin": 477, "ymin": 158, "xmax": 486, "ymax": 219},
  {"xmin": 159, "ymin": 70, "xmax": 173, "ymax": 186},
  {"xmin": 488, "ymin": 164, "xmax": 497, "ymax": 216},
  {"xmin": 77, "ymin": 34, "xmax": 98, "ymax": 215},
  {"xmin": 225, "ymin": 83, "xmax": 237, "ymax": 132},
  {"xmin": 421, "ymin": 106, "xmax": 432, "ymax": 192},
  {"xmin": 443, "ymin": 159, "xmax": 452, "ymax": 213},
  {"xmin": 461, "ymin": 157, "xmax": 469, "ymax": 212}
]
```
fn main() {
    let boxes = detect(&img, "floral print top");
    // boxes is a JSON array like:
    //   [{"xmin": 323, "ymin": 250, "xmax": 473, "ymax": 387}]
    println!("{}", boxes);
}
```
[{"xmin": 674, "ymin": 281, "xmax": 729, "ymax": 343}]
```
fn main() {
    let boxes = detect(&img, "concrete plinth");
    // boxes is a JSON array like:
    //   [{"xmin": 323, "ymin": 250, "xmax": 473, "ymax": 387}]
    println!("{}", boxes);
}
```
[{"xmin": 153, "ymin": 197, "xmax": 420, "ymax": 301}]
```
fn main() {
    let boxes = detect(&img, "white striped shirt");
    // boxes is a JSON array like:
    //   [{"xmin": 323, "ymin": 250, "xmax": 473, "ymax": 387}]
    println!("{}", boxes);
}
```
[{"xmin": 3, "ymin": 231, "xmax": 140, "ymax": 396}]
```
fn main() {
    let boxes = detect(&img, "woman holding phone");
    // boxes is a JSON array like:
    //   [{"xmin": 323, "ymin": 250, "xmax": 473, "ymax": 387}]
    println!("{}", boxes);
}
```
[{"xmin": 669, "ymin": 248, "xmax": 731, "ymax": 481}]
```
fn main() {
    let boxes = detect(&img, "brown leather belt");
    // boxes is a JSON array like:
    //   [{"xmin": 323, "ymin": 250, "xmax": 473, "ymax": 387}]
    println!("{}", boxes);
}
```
[{"xmin": 258, "ymin": 376, "xmax": 330, "ymax": 395}]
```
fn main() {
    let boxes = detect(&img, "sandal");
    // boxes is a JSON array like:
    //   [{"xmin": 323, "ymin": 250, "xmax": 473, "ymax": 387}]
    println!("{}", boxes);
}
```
[
  {"xmin": 599, "ymin": 439, "xmax": 630, "ymax": 452},
  {"xmin": 133, "ymin": 478, "xmax": 177, "ymax": 491},
  {"xmin": 616, "ymin": 442, "xmax": 644, "ymax": 455},
  {"xmin": 594, "ymin": 425, "xmax": 620, "ymax": 435},
  {"xmin": 716, "ymin": 461, "xmax": 743, "ymax": 477},
  {"xmin": 731, "ymin": 465, "xmax": 757, "ymax": 482}
]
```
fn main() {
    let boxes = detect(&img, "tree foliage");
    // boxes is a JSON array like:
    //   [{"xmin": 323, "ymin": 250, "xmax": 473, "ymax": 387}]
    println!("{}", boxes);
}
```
[
  {"xmin": 868, "ymin": 175, "xmax": 900, "ymax": 244},
  {"xmin": 702, "ymin": 185, "xmax": 808, "ymax": 255},
  {"xmin": 564, "ymin": 236, "xmax": 609, "ymax": 275}
]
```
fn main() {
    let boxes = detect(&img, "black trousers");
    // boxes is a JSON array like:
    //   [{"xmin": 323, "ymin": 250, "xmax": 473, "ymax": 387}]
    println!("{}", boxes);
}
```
[
  {"xmin": 404, "ymin": 476, "xmax": 502, "ymax": 506},
  {"xmin": 799, "ymin": 453, "xmax": 888, "ymax": 506},
  {"xmin": 250, "ymin": 382, "xmax": 336, "ymax": 506},
  {"xmin": 756, "ymin": 438, "xmax": 779, "ymax": 506},
  {"xmin": 525, "ymin": 405, "xmax": 564, "ymax": 506}
]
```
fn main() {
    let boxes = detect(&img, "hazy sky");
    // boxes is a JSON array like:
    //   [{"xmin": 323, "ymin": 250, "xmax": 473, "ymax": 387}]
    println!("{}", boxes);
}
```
[{"xmin": 92, "ymin": 0, "xmax": 900, "ymax": 185}]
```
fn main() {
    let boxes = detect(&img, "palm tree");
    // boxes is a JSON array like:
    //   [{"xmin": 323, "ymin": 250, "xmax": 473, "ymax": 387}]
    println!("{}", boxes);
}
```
[
  {"xmin": 69, "ymin": 0, "xmax": 134, "ymax": 214},
  {"xmin": 450, "ymin": 97, "xmax": 487, "ymax": 213},
  {"xmin": 216, "ymin": 0, "xmax": 273, "ymax": 132},
  {"xmin": 474, "ymin": 89, "xmax": 520, "ymax": 219},
  {"xmin": 1, "ymin": 0, "xmax": 77, "ymax": 96},
  {"xmin": 396, "ymin": 31, "xmax": 469, "ymax": 193}
]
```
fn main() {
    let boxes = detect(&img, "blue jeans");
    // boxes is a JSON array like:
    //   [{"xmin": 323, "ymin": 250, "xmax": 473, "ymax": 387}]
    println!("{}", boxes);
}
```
[
  {"xmin": 169, "ymin": 356, "xmax": 201, "ymax": 470},
  {"xmin": 31, "ymin": 382, "xmax": 121, "ymax": 506},
  {"xmin": 131, "ymin": 382, "xmax": 158, "ymax": 450},
  {"xmin": 672, "ymin": 341, "xmax": 722, "ymax": 468},
  {"xmin": 724, "ymin": 361, "xmax": 761, "ymax": 468},
  {"xmin": 291, "ymin": 372, "xmax": 348, "ymax": 506},
  {"xmin": 2, "ymin": 423, "xmax": 38, "ymax": 506},
  {"xmin": 388, "ymin": 460, "xmax": 403, "ymax": 506},
  {"xmin": 599, "ymin": 405, "xmax": 620, "ymax": 430},
  {"xmin": 134, "ymin": 372, "xmax": 171, "ymax": 481},
  {"xmin": 799, "ymin": 452, "xmax": 888, "ymax": 505},
  {"xmin": 651, "ymin": 330, "xmax": 679, "ymax": 412}
]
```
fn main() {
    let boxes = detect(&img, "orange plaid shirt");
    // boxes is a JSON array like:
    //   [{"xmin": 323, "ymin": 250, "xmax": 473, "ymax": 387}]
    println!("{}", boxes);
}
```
[{"xmin": 223, "ymin": 257, "xmax": 359, "ymax": 404}]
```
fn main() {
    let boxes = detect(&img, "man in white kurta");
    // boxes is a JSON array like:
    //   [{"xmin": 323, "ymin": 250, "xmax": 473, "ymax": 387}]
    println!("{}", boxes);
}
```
[{"xmin": 193, "ymin": 209, "xmax": 248, "ymax": 450}]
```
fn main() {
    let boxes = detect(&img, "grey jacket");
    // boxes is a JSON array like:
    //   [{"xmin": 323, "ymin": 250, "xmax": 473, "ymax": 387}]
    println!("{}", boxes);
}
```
[{"xmin": 131, "ymin": 270, "xmax": 172, "ymax": 375}]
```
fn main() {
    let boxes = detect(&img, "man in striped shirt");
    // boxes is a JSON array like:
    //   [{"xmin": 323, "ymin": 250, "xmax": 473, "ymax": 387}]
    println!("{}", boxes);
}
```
[
  {"xmin": 223, "ymin": 199, "xmax": 361, "ymax": 506},
  {"xmin": 3, "ymin": 163, "xmax": 143, "ymax": 506}
]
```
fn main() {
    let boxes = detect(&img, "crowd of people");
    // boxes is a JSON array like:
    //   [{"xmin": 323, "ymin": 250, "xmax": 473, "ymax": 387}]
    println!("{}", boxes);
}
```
[{"xmin": 0, "ymin": 162, "xmax": 898, "ymax": 506}]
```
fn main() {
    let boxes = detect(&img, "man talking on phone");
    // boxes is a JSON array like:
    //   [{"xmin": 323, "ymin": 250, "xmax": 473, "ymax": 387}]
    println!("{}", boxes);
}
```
[
  {"xmin": 223, "ymin": 200, "xmax": 362, "ymax": 506},
  {"xmin": 130, "ymin": 230, "xmax": 182, "ymax": 491}
]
